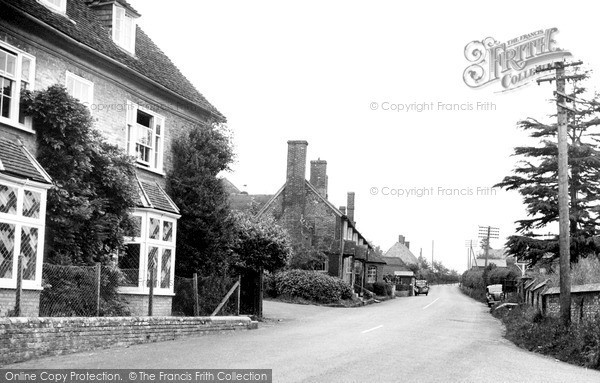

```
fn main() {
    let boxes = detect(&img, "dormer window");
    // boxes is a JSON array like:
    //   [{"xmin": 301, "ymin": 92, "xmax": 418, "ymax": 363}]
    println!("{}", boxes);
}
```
[
  {"xmin": 113, "ymin": 5, "xmax": 136, "ymax": 53},
  {"xmin": 39, "ymin": 0, "xmax": 66, "ymax": 13}
]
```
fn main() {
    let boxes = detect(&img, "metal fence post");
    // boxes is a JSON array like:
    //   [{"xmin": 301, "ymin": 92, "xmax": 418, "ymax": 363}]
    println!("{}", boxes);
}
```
[
  {"xmin": 14, "ymin": 255, "xmax": 24, "ymax": 316},
  {"xmin": 192, "ymin": 273, "xmax": 199, "ymax": 317},
  {"xmin": 148, "ymin": 266, "xmax": 155, "ymax": 316},
  {"xmin": 236, "ymin": 275, "xmax": 241, "ymax": 316},
  {"xmin": 95, "ymin": 263, "xmax": 101, "ymax": 316}
]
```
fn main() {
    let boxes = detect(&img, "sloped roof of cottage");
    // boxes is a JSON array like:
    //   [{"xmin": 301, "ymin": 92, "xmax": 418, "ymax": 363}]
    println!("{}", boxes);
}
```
[
  {"xmin": 0, "ymin": 138, "xmax": 52, "ymax": 184},
  {"xmin": 135, "ymin": 177, "xmax": 179, "ymax": 215},
  {"xmin": 4, "ymin": 0, "xmax": 224, "ymax": 120},
  {"xmin": 384, "ymin": 242, "xmax": 419, "ymax": 266}
]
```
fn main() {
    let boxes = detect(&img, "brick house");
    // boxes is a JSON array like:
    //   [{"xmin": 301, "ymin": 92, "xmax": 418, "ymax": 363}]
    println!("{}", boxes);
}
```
[
  {"xmin": 0, "ymin": 0, "xmax": 224, "ymax": 315},
  {"xmin": 228, "ymin": 140, "xmax": 380, "ymax": 288}
]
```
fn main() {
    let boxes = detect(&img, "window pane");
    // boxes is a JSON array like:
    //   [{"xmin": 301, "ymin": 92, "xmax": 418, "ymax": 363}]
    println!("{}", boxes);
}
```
[
  {"xmin": 23, "ymin": 190, "xmax": 41, "ymax": 219},
  {"xmin": 149, "ymin": 218, "xmax": 159, "ymax": 239},
  {"xmin": 1, "ymin": 77, "xmax": 13, "ymax": 118},
  {"xmin": 0, "ymin": 184, "xmax": 18, "ymax": 214},
  {"xmin": 160, "ymin": 249, "xmax": 171, "ymax": 288},
  {"xmin": 5, "ymin": 53, "xmax": 15, "ymax": 77},
  {"xmin": 147, "ymin": 246, "xmax": 158, "ymax": 288},
  {"xmin": 0, "ymin": 222, "xmax": 15, "ymax": 279},
  {"xmin": 21, "ymin": 57, "xmax": 31, "ymax": 81},
  {"xmin": 119, "ymin": 243, "xmax": 140, "ymax": 287},
  {"xmin": 21, "ymin": 226, "xmax": 38, "ymax": 281},
  {"xmin": 162, "ymin": 221, "xmax": 173, "ymax": 242}
]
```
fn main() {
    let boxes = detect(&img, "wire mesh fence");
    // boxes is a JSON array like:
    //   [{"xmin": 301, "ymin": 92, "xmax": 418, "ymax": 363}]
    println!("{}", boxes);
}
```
[
  {"xmin": 172, "ymin": 275, "xmax": 239, "ymax": 316},
  {"xmin": 39, "ymin": 263, "xmax": 131, "ymax": 317},
  {"xmin": 8, "ymin": 259, "xmax": 241, "ymax": 318}
]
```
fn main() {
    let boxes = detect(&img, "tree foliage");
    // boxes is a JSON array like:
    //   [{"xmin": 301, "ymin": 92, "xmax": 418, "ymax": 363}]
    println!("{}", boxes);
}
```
[
  {"xmin": 22, "ymin": 85, "xmax": 137, "ymax": 265},
  {"xmin": 232, "ymin": 213, "xmax": 292, "ymax": 273},
  {"xmin": 495, "ymin": 73, "xmax": 600, "ymax": 264},
  {"xmin": 166, "ymin": 123, "xmax": 236, "ymax": 277},
  {"xmin": 288, "ymin": 244, "xmax": 327, "ymax": 270}
]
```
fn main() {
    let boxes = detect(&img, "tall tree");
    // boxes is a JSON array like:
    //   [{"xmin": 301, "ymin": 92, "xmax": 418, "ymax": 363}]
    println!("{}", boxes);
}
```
[
  {"xmin": 166, "ymin": 122, "xmax": 236, "ymax": 277},
  {"xmin": 496, "ymin": 73, "xmax": 600, "ymax": 264}
]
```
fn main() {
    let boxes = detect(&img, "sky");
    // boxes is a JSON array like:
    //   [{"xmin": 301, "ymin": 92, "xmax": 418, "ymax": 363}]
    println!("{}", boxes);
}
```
[{"xmin": 133, "ymin": 1, "xmax": 600, "ymax": 273}]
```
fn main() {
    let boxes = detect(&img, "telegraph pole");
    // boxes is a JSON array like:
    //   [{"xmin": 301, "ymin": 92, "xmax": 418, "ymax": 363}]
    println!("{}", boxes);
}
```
[
  {"xmin": 465, "ymin": 240, "xmax": 477, "ymax": 269},
  {"xmin": 431, "ymin": 240, "xmax": 434, "ymax": 266},
  {"xmin": 478, "ymin": 226, "xmax": 499, "ymax": 267},
  {"xmin": 536, "ymin": 60, "xmax": 582, "ymax": 326}
]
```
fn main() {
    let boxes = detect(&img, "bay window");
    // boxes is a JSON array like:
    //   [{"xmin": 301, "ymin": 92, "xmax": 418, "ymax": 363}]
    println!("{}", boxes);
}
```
[
  {"xmin": 119, "ymin": 210, "xmax": 176, "ymax": 295},
  {"xmin": 0, "ymin": 178, "xmax": 47, "ymax": 289}
]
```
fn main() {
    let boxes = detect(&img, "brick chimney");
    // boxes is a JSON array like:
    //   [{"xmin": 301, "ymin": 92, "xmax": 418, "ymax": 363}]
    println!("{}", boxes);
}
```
[
  {"xmin": 339, "ymin": 206, "xmax": 346, "ymax": 215},
  {"xmin": 284, "ymin": 140, "xmax": 308, "ymax": 245},
  {"xmin": 405, "ymin": 241, "xmax": 410, "ymax": 249},
  {"xmin": 310, "ymin": 159, "xmax": 328, "ymax": 199},
  {"xmin": 398, "ymin": 235, "xmax": 405, "ymax": 245},
  {"xmin": 347, "ymin": 192, "xmax": 355, "ymax": 225}
]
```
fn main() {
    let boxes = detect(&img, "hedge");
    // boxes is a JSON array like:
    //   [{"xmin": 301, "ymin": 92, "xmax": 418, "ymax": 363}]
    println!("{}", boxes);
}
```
[{"xmin": 269, "ymin": 270, "xmax": 353, "ymax": 303}]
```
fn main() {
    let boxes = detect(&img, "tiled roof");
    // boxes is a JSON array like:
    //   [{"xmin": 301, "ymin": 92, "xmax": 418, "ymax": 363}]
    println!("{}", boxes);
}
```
[
  {"xmin": 381, "ymin": 256, "xmax": 408, "ymax": 267},
  {"xmin": 4, "ymin": 0, "xmax": 224, "ymax": 120},
  {"xmin": 544, "ymin": 283, "xmax": 600, "ymax": 295},
  {"xmin": 0, "ymin": 138, "xmax": 52, "ymax": 184},
  {"xmin": 136, "ymin": 179, "xmax": 179, "ymax": 214}
]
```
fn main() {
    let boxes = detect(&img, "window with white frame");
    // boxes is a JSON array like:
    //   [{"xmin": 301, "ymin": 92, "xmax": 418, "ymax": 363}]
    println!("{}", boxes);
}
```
[
  {"xmin": 38, "ymin": 0, "xmax": 66, "ymax": 13},
  {"xmin": 367, "ymin": 266, "xmax": 377, "ymax": 284},
  {"xmin": 126, "ymin": 102, "xmax": 164, "ymax": 172},
  {"xmin": 65, "ymin": 71, "xmax": 94, "ymax": 107},
  {"xmin": 0, "ymin": 178, "xmax": 47, "ymax": 289},
  {"xmin": 0, "ymin": 42, "xmax": 35, "ymax": 130},
  {"xmin": 119, "ymin": 211, "xmax": 176, "ymax": 294},
  {"xmin": 345, "ymin": 257, "xmax": 353, "ymax": 274},
  {"xmin": 113, "ymin": 5, "xmax": 136, "ymax": 53}
]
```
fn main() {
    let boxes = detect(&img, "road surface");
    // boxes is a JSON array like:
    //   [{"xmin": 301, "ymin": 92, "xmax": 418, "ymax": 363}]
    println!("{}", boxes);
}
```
[{"xmin": 5, "ymin": 285, "xmax": 600, "ymax": 382}]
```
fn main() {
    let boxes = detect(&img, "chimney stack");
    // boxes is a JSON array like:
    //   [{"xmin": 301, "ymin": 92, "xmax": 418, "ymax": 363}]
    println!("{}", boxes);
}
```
[
  {"xmin": 310, "ymin": 159, "xmax": 328, "ymax": 199},
  {"xmin": 398, "ymin": 235, "xmax": 405, "ymax": 245},
  {"xmin": 339, "ymin": 206, "xmax": 346, "ymax": 215},
  {"xmin": 405, "ymin": 241, "xmax": 410, "ymax": 249},
  {"xmin": 284, "ymin": 140, "xmax": 308, "ymax": 245},
  {"xmin": 347, "ymin": 192, "xmax": 355, "ymax": 225}
]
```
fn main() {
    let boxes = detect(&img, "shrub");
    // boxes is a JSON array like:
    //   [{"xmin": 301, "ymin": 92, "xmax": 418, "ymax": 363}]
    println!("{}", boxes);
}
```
[
  {"xmin": 272, "ymin": 270, "xmax": 353, "ymax": 303},
  {"xmin": 372, "ymin": 281, "xmax": 387, "ymax": 296}
]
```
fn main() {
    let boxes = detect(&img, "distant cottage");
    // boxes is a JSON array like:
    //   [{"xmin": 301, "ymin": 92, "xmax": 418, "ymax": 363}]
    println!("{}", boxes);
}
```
[{"xmin": 226, "ymin": 140, "xmax": 385, "ymax": 288}]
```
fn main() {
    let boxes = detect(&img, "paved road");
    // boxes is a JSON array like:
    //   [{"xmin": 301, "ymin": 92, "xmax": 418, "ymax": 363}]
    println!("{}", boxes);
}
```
[{"xmin": 5, "ymin": 285, "xmax": 600, "ymax": 382}]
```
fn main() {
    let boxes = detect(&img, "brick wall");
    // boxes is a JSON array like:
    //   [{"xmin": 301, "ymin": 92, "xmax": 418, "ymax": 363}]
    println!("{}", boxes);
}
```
[
  {"xmin": 118, "ymin": 294, "xmax": 172, "ymax": 316},
  {"xmin": 0, "ymin": 316, "xmax": 258, "ymax": 365},
  {"xmin": 543, "ymin": 290, "xmax": 600, "ymax": 323},
  {"xmin": 0, "ymin": 289, "xmax": 40, "ymax": 317}
]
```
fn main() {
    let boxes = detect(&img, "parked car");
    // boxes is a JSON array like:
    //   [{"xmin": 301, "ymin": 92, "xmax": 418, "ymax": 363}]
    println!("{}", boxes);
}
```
[
  {"xmin": 486, "ymin": 284, "xmax": 504, "ymax": 307},
  {"xmin": 414, "ymin": 280, "xmax": 429, "ymax": 296}
]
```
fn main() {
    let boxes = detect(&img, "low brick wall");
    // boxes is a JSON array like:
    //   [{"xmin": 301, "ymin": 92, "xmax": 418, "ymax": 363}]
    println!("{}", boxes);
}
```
[
  {"xmin": 0, "ymin": 289, "xmax": 40, "ymax": 317},
  {"xmin": 0, "ymin": 316, "xmax": 258, "ymax": 365},
  {"xmin": 543, "ymin": 284, "xmax": 600, "ymax": 323},
  {"xmin": 118, "ymin": 294, "xmax": 172, "ymax": 316}
]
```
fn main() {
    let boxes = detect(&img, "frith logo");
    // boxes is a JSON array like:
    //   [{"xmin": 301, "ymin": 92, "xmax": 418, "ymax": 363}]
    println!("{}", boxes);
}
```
[{"xmin": 463, "ymin": 28, "xmax": 571, "ymax": 91}]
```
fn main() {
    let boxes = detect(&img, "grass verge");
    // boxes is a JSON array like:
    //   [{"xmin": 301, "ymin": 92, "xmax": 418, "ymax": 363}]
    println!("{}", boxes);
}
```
[{"xmin": 493, "ymin": 304, "xmax": 600, "ymax": 370}]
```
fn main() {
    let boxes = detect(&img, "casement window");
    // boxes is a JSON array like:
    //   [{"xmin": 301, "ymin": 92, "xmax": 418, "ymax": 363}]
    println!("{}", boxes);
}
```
[
  {"xmin": 314, "ymin": 259, "xmax": 328, "ymax": 272},
  {"xmin": 367, "ymin": 266, "xmax": 377, "ymax": 284},
  {"xmin": 0, "ymin": 42, "xmax": 35, "ymax": 131},
  {"xmin": 65, "ymin": 71, "xmax": 94, "ymax": 107},
  {"xmin": 345, "ymin": 257, "xmax": 353, "ymax": 274},
  {"xmin": 38, "ymin": 0, "xmax": 66, "ymax": 13},
  {"xmin": 0, "ymin": 179, "xmax": 47, "ymax": 289},
  {"xmin": 126, "ymin": 102, "xmax": 164, "ymax": 172},
  {"xmin": 119, "ymin": 211, "xmax": 176, "ymax": 294},
  {"xmin": 113, "ymin": 5, "xmax": 136, "ymax": 53}
]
